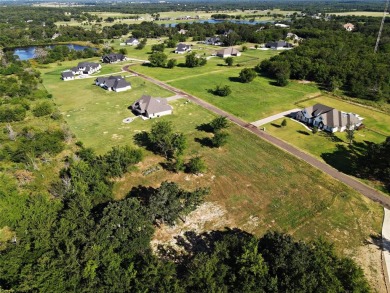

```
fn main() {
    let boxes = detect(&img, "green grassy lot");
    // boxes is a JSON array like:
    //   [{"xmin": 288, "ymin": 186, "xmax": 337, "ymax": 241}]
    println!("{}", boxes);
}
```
[
  {"xmin": 130, "ymin": 49, "xmax": 319, "ymax": 122},
  {"xmin": 330, "ymin": 11, "xmax": 388, "ymax": 17},
  {"xmin": 42, "ymin": 65, "xmax": 174, "ymax": 153},
  {"xmin": 264, "ymin": 115, "xmax": 389, "ymax": 193},
  {"xmin": 55, "ymin": 9, "xmax": 296, "ymax": 28}
]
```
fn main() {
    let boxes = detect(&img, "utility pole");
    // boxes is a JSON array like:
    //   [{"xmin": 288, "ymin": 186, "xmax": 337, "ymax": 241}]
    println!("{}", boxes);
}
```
[{"xmin": 374, "ymin": 0, "xmax": 390, "ymax": 53}]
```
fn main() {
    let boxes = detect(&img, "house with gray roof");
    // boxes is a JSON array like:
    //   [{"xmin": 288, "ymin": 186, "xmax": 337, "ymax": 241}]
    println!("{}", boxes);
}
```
[
  {"xmin": 294, "ymin": 104, "xmax": 364, "ymax": 132},
  {"xmin": 131, "ymin": 95, "xmax": 173, "ymax": 119},
  {"xmin": 265, "ymin": 41, "xmax": 293, "ymax": 50},
  {"xmin": 61, "ymin": 71, "xmax": 74, "ymax": 81},
  {"xmin": 95, "ymin": 75, "xmax": 131, "ymax": 92},
  {"xmin": 216, "ymin": 47, "xmax": 241, "ymax": 58},
  {"xmin": 77, "ymin": 62, "xmax": 101, "ymax": 75},
  {"xmin": 205, "ymin": 37, "xmax": 222, "ymax": 46},
  {"xmin": 102, "ymin": 53, "xmax": 126, "ymax": 63},
  {"xmin": 175, "ymin": 43, "xmax": 191, "ymax": 54},
  {"xmin": 125, "ymin": 38, "xmax": 139, "ymax": 46}
]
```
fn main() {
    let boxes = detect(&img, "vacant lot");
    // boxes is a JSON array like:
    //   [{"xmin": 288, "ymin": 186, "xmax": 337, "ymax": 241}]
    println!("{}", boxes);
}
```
[
  {"xmin": 130, "ymin": 50, "xmax": 319, "ymax": 122},
  {"xmin": 331, "ymin": 11, "xmax": 388, "ymax": 17}
]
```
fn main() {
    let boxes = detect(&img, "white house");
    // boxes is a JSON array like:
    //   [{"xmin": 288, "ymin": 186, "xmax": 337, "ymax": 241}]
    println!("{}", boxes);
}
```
[
  {"xmin": 294, "ymin": 104, "xmax": 364, "ymax": 132},
  {"xmin": 125, "ymin": 38, "xmax": 139, "ymax": 46},
  {"xmin": 61, "ymin": 71, "xmax": 74, "ymax": 81},
  {"xmin": 131, "ymin": 95, "xmax": 173, "ymax": 118},
  {"xmin": 175, "ymin": 43, "xmax": 191, "ymax": 54}
]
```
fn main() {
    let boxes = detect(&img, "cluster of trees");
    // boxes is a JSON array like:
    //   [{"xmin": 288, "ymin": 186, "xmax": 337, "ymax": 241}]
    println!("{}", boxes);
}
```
[
  {"xmin": 259, "ymin": 19, "xmax": 390, "ymax": 101},
  {"xmin": 135, "ymin": 120, "xmax": 207, "ymax": 174}
]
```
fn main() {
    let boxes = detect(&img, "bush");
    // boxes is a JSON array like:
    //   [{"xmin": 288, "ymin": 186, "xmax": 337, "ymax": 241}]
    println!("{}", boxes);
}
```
[
  {"xmin": 186, "ymin": 156, "xmax": 207, "ymax": 174},
  {"xmin": 239, "ymin": 68, "xmax": 257, "ymax": 83},
  {"xmin": 210, "ymin": 85, "xmax": 231, "ymax": 97},
  {"xmin": 212, "ymin": 131, "xmax": 229, "ymax": 147},
  {"xmin": 167, "ymin": 59, "xmax": 177, "ymax": 69},
  {"xmin": 0, "ymin": 105, "xmax": 26, "ymax": 122},
  {"xmin": 225, "ymin": 57, "xmax": 234, "ymax": 66},
  {"xmin": 312, "ymin": 126, "xmax": 318, "ymax": 134},
  {"xmin": 281, "ymin": 119, "xmax": 287, "ymax": 127},
  {"xmin": 33, "ymin": 101, "xmax": 53, "ymax": 117},
  {"xmin": 210, "ymin": 116, "xmax": 229, "ymax": 132}
]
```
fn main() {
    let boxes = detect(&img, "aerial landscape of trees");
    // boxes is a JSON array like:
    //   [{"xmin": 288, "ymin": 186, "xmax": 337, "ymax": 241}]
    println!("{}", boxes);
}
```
[{"xmin": 0, "ymin": 1, "xmax": 389, "ymax": 291}]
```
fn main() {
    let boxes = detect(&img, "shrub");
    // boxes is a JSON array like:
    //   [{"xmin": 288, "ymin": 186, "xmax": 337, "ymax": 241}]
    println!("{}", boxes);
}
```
[
  {"xmin": 210, "ymin": 116, "xmax": 229, "ymax": 132},
  {"xmin": 0, "ymin": 105, "xmax": 26, "ymax": 122},
  {"xmin": 210, "ymin": 85, "xmax": 231, "ymax": 97},
  {"xmin": 225, "ymin": 57, "xmax": 234, "ymax": 66},
  {"xmin": 239, "ymin": 68, "xmax": 257, "ymax": 83},
  {"xmin": 281, "ymin": 119, "xmax": 287, "ymax": 127},
  {"xmin": 33, "ymin": 101, "xmax": 53, "ymax": 117},
  {"xmin": 186, "ymin": 156, "xmax": 207, "ymax": 174},
  {"xmin": 167, "ymin": 59, "xmax": 177, "ymax": 69},
  {"xmin": 212, "ymin": 131, "xmax": 229, "ymax": 147}
]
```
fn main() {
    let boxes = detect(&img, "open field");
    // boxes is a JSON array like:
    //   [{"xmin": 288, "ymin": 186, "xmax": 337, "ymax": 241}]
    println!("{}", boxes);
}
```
[
  {"xmin": 55, "ymin": 9, "xmax": 296, "ymax": 28},
  {"xmin": 330, "ymin": 11, "xmax": 388, "ymax": 17},
  {"xmin": 130, "ymin": 49, "xmax": 319, "ymax": 122}
]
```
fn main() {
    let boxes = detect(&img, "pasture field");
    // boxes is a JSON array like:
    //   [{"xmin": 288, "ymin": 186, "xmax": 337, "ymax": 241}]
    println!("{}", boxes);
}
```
[
  {"xmin": 55, "ymin": 9, "xmax": 296, "ymax": 28},
  {"xmin": 331, "ymin": 11, "xmax": 388, "ymax": 17},
  {"xmin": 131, "ymin": 49, "xmax": 319, "ymax": 122}
]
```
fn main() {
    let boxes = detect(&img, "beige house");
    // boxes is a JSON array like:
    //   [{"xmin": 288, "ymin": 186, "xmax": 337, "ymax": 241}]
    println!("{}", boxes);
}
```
[
  {"xmin": 216, "ymin": 47, "xmax": 241, "ymax": 58},
  {"xmin": 131, "ymin": 95, "xmax": 173, "ymax": 119}
]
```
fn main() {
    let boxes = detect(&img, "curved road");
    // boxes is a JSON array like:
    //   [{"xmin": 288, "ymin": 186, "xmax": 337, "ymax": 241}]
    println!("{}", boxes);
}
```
[{"xmin": 124, "ymin": 65, "xmax": 390, "ymax": 209}]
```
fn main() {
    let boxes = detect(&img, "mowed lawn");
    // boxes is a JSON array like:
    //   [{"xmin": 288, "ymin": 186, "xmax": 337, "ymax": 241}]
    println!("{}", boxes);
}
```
[
  {"xmin": 131, "ymin": 50, "xmax": 320, "ymax": 122},
  {"xmin": 42, "ymin": 66, "xmax": 174, "ymax": 153}
]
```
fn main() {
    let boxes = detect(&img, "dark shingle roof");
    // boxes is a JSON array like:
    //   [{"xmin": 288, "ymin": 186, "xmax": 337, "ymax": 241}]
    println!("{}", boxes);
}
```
[{"xmin": 61, "ymin": 71, "xmax": 74, "ymax": 78}]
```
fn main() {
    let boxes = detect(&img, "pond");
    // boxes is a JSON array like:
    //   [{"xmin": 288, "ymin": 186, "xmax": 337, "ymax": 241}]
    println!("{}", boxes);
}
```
[
  {"xmin": 164, "ymin": 19, "xmax": 276, "ymax": 27},
  {"xmin": 13, "ymin": 44, "xmax": 95, "ymax": 61}
]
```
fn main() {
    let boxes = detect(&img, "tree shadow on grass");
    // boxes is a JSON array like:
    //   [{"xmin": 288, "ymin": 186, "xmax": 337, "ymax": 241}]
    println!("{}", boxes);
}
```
[
  {"xmin": 196, "ymin": 123, "xmax": 213, "ymax": 133},
  {"xmin": 194, "ymin": 137, "xmax": 214, "ymax": 148},
  {"xmin": 297, "ymin": 130, "xmax": 310, "ymax": 135},
  {"xmin": 177, "ymin": 63, "xmax": 187, "ymax": 68},
  {"xmin": 321, "ymin": 140, "xmax": 369, "ymax": 175},
  {"xmin": 271, "ymin": 123, "xmax": 281, "ymax": 128},
  {"xmin": 228, "ymin": 76, "xmax": 242, "ymax": 83}
]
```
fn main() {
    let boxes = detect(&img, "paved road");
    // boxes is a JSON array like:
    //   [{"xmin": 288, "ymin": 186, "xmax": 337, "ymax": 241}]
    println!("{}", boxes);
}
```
[
  {"xmin": 124, "ymin": 65, "xmax": 390, "ymax": 209},
  {"xmin": 251, "ymin": 108, "xmax": 302, "ymax": 127}
]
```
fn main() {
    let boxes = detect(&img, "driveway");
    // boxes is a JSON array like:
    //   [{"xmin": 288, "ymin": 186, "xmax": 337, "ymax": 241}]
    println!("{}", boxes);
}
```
[
  {"xmin": 123, "ymin": 65, "xmax": 390, "ymax": 209},
  {"xmin": 251, "ymin": 108, "xmax": 301, "ymax": 127},
  {"xmin": 383, "ymin": 208, "xmax": 390, "ymax": 290}
]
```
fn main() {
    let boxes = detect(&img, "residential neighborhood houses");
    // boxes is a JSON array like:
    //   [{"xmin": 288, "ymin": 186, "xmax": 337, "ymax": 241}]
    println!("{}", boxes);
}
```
[
  {"xmin": 102, "ymin": 53, "xmax": 126, "ymax": 63},
  {"xmin": 131, "ymin": 95, "xmax": 173, "ymax": 119},
  {"xmin": 294, "ymin": 104, "xmax": 364, "ymax": 132},
  {"xmin": 61, "ymin": 62, "xmax": 101, "ymax": 80},
  {"xmin": 95, "ymin": 75, "xmax": 131, "ymax": 92},
  {"xmin": 216, "ymin": 47, "xmax": 241, "ymax": 58},
  {"xmin": 175, "ymin": 43, "xmax": 192, "ymax": 54}
]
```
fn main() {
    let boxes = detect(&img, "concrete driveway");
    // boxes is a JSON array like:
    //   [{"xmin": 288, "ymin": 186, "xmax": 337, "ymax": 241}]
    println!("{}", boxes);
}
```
[{"xmin": 251, "ymin": 108, "xmax": 301, "ymax": 127}]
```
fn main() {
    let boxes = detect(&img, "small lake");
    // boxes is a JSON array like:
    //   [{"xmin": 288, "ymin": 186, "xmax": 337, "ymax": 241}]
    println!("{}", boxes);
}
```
[
  {"xmin": 165, "ymin": 19, "xmax": 275, "ymax": 27},
  {"xmin": 13, "ymin": 44, "xmax": 94, "ymax": 61}
]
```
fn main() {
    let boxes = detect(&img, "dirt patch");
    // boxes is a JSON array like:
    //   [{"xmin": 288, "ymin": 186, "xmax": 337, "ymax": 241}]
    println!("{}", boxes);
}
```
[
  {"xmin": 151, "ymin": 202, "xmax": 235, "ymax": 253},
  {"xmin": 345, "ymin": 241, "xmax": 387, "ymax": 293}
]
